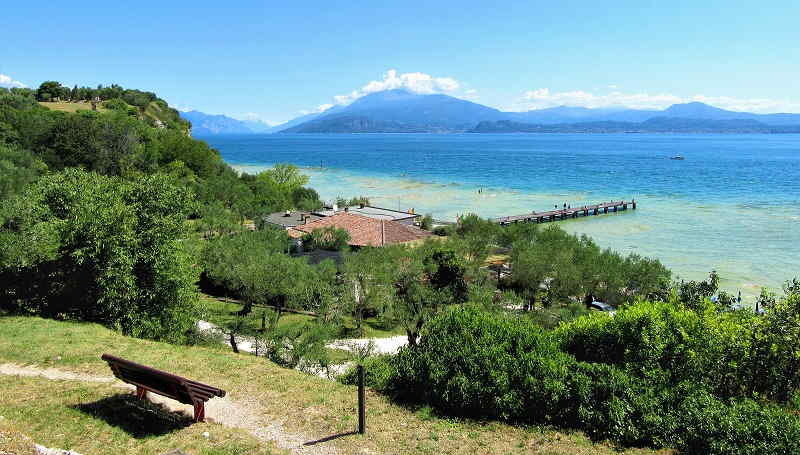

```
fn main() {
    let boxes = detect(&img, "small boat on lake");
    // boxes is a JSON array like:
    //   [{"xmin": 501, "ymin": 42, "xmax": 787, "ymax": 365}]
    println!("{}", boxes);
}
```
[{"xmin": 670, "ymin": 155, "xmax": 685, "ymax": 160}]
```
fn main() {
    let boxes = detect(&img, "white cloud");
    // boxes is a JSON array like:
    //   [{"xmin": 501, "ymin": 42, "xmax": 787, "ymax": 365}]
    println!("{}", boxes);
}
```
[
  {"xmin": 298, "ymin": 103, "xmax": 335, "ymax": 116},
  {"xmin": 329, "ymin": 69, "xmax": 462, "ymax": 106},
  {"xmin": 0, "ymin": 73, "xmax": 27, "ymax": 89},
  {"xmin": 508, "ymin": 88, "xmax": 800, "ymax": 113}
]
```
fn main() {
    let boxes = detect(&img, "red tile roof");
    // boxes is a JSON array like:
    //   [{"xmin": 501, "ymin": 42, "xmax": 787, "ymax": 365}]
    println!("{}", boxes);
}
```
[{"xmin": 288, "ymin": 212, "xmax": 432, "ymax": 247}]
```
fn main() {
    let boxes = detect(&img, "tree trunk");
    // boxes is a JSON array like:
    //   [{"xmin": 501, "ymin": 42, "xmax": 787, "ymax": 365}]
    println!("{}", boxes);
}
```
[
  {"xmin": 229, "ymin": 332, "xmax": 239, "ymax": 353},
  {"xmin": 237, "ymin": 302, "xmax": 253, "ymax": 316},
  {"xmin": 406, "ymin": 329, "xmax": 418, "ymax": 347}
]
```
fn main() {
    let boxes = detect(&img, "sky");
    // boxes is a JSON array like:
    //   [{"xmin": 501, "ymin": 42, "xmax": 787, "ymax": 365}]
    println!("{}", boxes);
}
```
[{"xmin": 2, "ymin": 1, "xmax": 799, "ymax": 124}]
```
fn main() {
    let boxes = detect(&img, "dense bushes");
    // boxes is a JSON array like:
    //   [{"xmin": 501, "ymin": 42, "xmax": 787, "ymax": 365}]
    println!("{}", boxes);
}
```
[
  {"xmin": 557, "ymin": 300, "xmax": 753, "ymax": 398},
  {"xmin": 558, "ymin": 294, "xmax": 800, "ymax": 403},
  {"xmin": 509, "ymin": 225, "xmax": 670, "ymax": 307},
  {"xmin": 338, "ymin": 355, "xmax": 394, "ymax": 390},
  {"xmin": 386, "ymin": 305, "xmax": 800, "ymax": 454},
  {"xmin": 0, "ymin": 169, "xmax": 198, "ymax": 342}
]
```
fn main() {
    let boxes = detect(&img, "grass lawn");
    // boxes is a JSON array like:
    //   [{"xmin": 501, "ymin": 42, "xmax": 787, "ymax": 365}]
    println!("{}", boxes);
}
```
[
  {"xmin": 39, "ymin": 101, "xmax": 108, "ymax": 113},
  {"xmin": 199, "ymin": 294, "xmax": 405, "ymax": 339},
  {"xmin": 0, "ymin": 315, "xmax": 671, "ymax": 455}
]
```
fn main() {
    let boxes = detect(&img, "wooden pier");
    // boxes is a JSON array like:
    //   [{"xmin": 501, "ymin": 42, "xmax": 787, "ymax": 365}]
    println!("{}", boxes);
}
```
[{"xmin": 494, "ymin": 200, "xmax": 637, "ymax": 225}]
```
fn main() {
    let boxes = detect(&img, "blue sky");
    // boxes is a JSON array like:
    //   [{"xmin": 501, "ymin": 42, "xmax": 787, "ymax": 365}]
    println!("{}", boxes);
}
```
[{"xmin": 2, "ymin": 1, "xmax": 799, "ymax": 124}]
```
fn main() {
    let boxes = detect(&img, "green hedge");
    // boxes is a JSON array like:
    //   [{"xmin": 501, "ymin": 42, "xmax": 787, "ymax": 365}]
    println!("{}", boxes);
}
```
[
  {"xmin": 386, "ymin": 305, "xmax": 800, "ymax": 454},
  {"xmin": 338, "ymin": 355, "xmax": 394, "ymax": 391}
]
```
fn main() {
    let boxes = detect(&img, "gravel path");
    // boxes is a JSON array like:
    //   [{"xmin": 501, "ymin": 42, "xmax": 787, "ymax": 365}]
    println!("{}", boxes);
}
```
[
  {"xmin": 326, "ymin": 336, "xmax": 408, "ymax": 355},
  {"xmin": 196, "ymin": 320, "xmax": 408, "ymax": 379},
  {"xmin": 0, "ymin": 363, "xmax": 336, "ymax": 455}
]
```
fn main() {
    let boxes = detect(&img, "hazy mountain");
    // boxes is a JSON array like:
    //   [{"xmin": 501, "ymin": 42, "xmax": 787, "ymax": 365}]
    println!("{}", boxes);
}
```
[
  {"xmin": 506, "ymin": 106, "xmax": 660, "ymax": 124},
  {"xmin": 281, "ymin": 114, "xmax": 437, "ymax": 133},
  {"xmin": 195, "ymin": 90, "xmax": 800, "ymax": 134},
  {"xmin": 181, "ymin": 111, "xmax": 258, "ymax": 135},
  {"xmin": 470, "ymin": 117, "xmax": 800, "ymax": 134},
  {"xmin": 661, "ymin": 102, "xmax": 800, "ymax": 125},
  {"xmin": 280, "ymin": 89, "xmax": 506, "ymax": 133},
  {"xmin": 240, "ymin": 119, "xmax": 275, "ymax": 133}
]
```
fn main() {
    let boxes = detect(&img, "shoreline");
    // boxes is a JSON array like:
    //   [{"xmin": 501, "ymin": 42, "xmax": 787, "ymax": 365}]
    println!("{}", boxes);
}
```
[{"xmin": 231, "ymin": 162, "xmax": 794, "ymax": 302}]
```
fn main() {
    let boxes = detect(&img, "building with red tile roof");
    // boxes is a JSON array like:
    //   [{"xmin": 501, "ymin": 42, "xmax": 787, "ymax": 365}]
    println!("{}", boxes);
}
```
[{"xmin": 287, "ymin": 212, "xmax": 432, "ymax": 247}]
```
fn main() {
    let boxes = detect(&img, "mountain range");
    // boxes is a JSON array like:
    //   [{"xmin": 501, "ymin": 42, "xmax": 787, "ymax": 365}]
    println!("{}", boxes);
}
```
[
  {"xmin": 183, "ymin": 89, "xmax": 800, "ymax": 135},
  {"xmin": 180, "ymin": 110, "xmax": 277, "ymax": 135}
]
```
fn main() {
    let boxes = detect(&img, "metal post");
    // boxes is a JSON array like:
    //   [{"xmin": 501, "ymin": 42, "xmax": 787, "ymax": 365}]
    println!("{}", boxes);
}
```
[{"xmin": 358, "ymin": 365, "xmax": 365, "ymax": 434}]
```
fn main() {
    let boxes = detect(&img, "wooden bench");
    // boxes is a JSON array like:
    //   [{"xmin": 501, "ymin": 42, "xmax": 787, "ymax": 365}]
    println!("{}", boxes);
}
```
[{"xmin": 101, "ymin": 353, "xmax": 226, "ymax": 422}]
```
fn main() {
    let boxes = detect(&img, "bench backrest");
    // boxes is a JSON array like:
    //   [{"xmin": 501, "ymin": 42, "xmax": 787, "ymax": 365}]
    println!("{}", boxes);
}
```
[{"xmin": 101, "ymin": 354, "xmax": 226, "ymax": 405}]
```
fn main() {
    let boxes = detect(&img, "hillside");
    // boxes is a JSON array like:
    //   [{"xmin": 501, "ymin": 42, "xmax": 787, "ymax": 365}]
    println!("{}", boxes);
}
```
[
  {"xmin": 32, "ymin": 81, "xmax": 190, "ymax": 133},
  {"xmin": 0, "ymin": 315, "xmax": 663, "ymax": 455},
  {"xmin": 40, "ymin": 99, "xmax": 191, "ymax": 134}
]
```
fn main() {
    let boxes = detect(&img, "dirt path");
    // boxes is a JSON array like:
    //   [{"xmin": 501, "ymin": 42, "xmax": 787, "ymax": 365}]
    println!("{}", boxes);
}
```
[
  {"xmin": 0, "ymin": 363, "xmax": 336, "ymax": 455},
  {"xmin": 326, "ymin": 336, "xmax": 408, "ymax": 355}
]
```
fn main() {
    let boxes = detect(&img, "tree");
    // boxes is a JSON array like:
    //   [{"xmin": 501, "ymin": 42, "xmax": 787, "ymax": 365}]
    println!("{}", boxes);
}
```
[
  {"xmin": 35, "ymin": 81, "xmax": 63, "ymax": 102},
  {"xmin": 342, "ymin": 246, "xmax": 400, "ymax": 335},
  {"xmin": 420, "ymin": 213, "xmax": 433, "ymax": 231},
  {"xmin": 302, "ymin": 226, "xmax": 351, "ymax": 251},
  {"xmin": 0, "ymin": 144, "xmax": 48, "ymax": 199},
  {"xmin": 0, "ymin": 169, "xmax": 198, "ymax": 342},
  {"xmin": 390, "ymin": 242, "xmax": 468, "ymax": 345}
]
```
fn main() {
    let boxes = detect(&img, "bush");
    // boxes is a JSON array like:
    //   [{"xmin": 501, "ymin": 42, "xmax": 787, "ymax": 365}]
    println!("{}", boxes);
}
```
[
  {"xmin": 386, "ymin": 304, "xmax": 800, "ymax": 454},
  {"xmin": 0, "ymin": 169, "xmax": 198, "ymax": 342},
  {"xmin": 338, "ymin": 355, "xmax": 394, "ymax": 391},
  {"xmin": 432, "ymin": 225, "xmax": 452, "ymax": 236},
  {"xmin": 302, "ymin": 225, "xmax": 350, "ymax": 251},
  {"xmin": 101, "ymin": 98, "xmax": 138, "ymax": 116},
  {"xmin": 556, "ymin": 300, "xmax": 754, "ymax": 398}
]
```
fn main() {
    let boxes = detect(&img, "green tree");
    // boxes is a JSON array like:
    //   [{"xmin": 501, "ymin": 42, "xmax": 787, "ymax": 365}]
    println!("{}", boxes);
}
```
[
  {"xmin": 420, "ymin": 213, "xmax": 433, "ymax": 230},
  {"xmin": 0, "ymin": 144, "xmax": 48, "ymax": 199},
  {"xmin": 35, "ymin": 81, "xmax": 63, "ymax": 101},
  {"xmin": 0, "ymin": 169, "xmax": 198, "ymax": 342},
  {"xmin": 301, "ymin": 226, "xmax": 351, "ymax": 251},
  {"xmin": 342, "ymin": 246, "xmax": 400, "ymax": 335}
]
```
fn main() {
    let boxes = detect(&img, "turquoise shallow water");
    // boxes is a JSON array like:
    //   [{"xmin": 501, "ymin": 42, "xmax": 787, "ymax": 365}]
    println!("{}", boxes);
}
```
[{"xmin": 201, "ymin": 133, "xmax": 800, "ymax": 299}]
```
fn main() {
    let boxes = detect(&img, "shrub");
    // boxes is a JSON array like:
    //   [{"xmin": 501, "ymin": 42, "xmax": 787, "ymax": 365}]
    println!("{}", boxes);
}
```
[
  {"xmin": 0, "ymin": 170, "xmax": 198, "ymax": 342},
  {"xmin": 302, "ymin": 225, "xmax": 350, "ymax": 251},
  {"xmin": 387, "ymin": 304, "xmax": 800, "ymax": 454},
  {"xmin": 556, "ymin": 299, "xmax": 753, "ymax": 398},
  {"xmin": 338, "ymin": 355, "xmax": 394, "ymax": 391}
]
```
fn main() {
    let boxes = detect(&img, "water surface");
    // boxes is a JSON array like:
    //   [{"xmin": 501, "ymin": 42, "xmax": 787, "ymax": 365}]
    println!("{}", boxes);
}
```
[{"xmin": 202, "ymin": 133, "xmax": 800, "ymax": 299}]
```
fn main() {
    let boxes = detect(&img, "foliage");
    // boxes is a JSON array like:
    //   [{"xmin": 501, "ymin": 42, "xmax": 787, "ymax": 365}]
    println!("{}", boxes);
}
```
[
  {"xmin": 509, "ymin": 224, "xmax": 670, "ymax": 308},
  {"xmin": 419, "ymin": 213, "xmax": 433, "ymax": 230},
  {"xmin": 387, "ymin": 304, "xmax": 800, "ymax": 454},
  {"xmin": 341, "ymin": 246, "xmax": 401, "ymax": 335},
  {"xmin": 338, "ymin": 354, "xmax": 394, "ymax": 390},
  {"xmin": 301, "ymin": 225, "xmax": 351, "ymax": 251},
  {"xmin": 0, "ymin": 169, "xmax": 197, "ymax": 342},
  {"xmin": 101, "ymin": 98, "xmax": 138, "ymax": 116},
  {"xmin": 0, "ymin": 144, "xmax": 48, "ymax": 199},
  {"xmin": 557, "ymin": 299, "xmax": 754, "ymax": 398},
  {"xmin": 264, "ymin": 320, "xmax": 336, "ymax": 374}
]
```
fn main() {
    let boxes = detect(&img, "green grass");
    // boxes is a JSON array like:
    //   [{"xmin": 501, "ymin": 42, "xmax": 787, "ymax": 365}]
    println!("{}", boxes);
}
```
[
  {"xmin": 199, "ymin": 294, "xmax": 405, "ymax": 339},
  {"xmin": 0, "ymin": 315, "xmax": 670, "ymax": 455},
  {"xmin": 39, "ymin": 101, "xmax": 108, "ymax": 113}
]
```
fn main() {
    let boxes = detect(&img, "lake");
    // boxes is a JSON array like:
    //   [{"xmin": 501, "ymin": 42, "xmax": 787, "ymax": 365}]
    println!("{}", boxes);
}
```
[{"xmin": 201, "ymin": 133, "xmax": 800, "ymax": 300}]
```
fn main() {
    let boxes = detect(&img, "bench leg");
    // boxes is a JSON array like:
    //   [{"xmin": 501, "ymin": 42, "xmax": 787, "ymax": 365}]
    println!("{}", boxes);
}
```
[
  {"xmin": 136, "ymin": 386, "xmax": 147, "ymax": 400},
  {"xmin": 193, "ymin": 402, "xmax": 205, "ymax": 422}
]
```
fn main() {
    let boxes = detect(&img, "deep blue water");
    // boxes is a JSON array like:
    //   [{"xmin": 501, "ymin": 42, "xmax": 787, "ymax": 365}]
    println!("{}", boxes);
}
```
[
  {"xmin": 202, "ymin": 133, "xmax": 800, "ymax": 297},
  {"xmin": 204, "ymin": 133, "xmax": 800, "ymax": 206}
]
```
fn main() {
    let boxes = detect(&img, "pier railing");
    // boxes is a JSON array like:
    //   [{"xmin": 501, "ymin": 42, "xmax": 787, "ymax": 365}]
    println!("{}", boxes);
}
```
[{"xmin": 494, "ymin": 200, "xmax": 636, "ymax": 225}]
